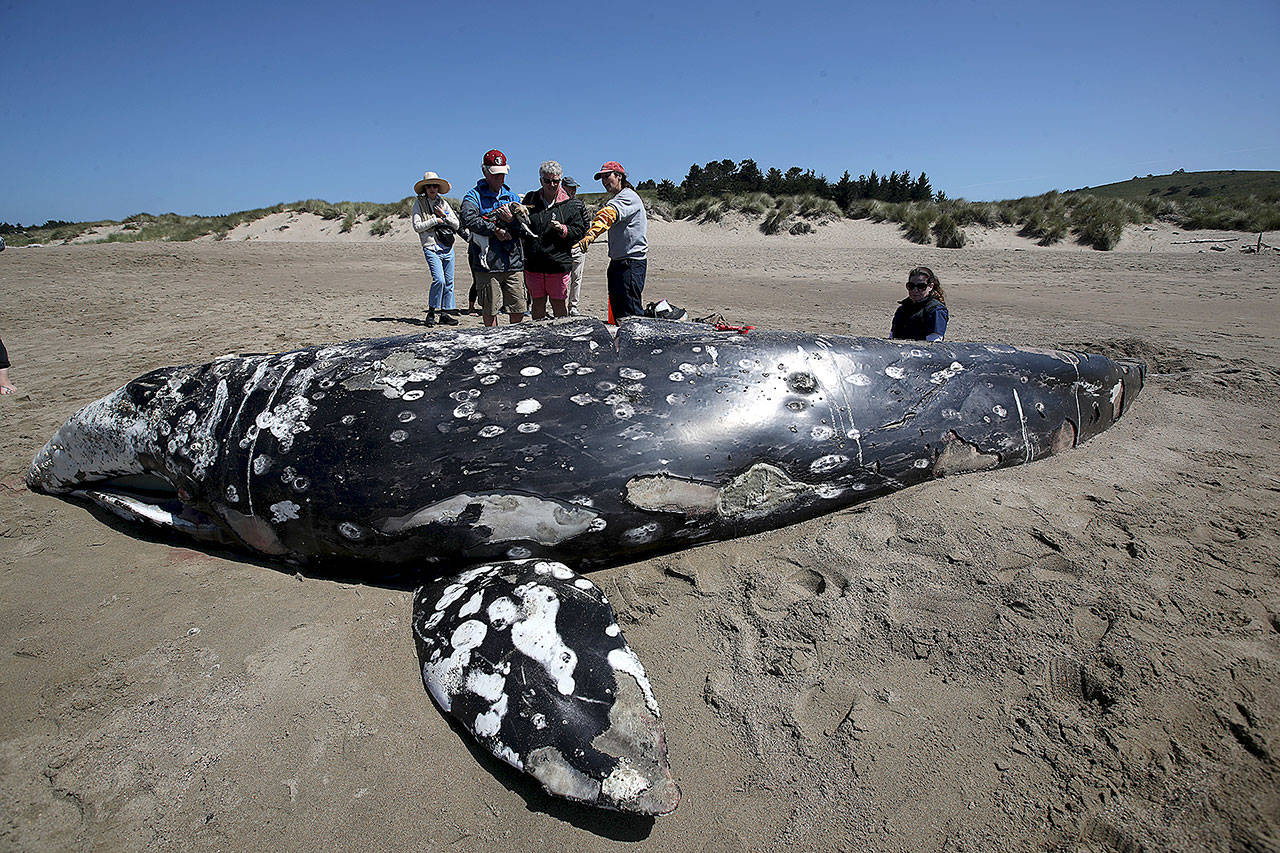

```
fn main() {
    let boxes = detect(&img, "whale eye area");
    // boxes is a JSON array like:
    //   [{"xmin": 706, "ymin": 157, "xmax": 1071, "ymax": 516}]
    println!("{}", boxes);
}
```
[{"xmin": 787, "ymin": 372, "xmax": 818, "ymax": 394}]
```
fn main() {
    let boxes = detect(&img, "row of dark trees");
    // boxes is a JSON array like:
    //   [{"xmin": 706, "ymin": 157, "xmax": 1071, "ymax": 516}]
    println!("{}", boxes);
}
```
[
  {"xmin": 634, "ymin": 159, "xmax": 934, "ymax": 206},
  {"xmin": 0, "ymin": 220, "xmax": 74, "ymax": 234}
]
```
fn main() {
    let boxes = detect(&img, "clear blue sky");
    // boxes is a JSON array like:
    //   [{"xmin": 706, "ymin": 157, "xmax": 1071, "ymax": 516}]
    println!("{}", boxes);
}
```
[{"xmin": 2, "ymin": 0, "xmax": 1277, "ymax": 224}]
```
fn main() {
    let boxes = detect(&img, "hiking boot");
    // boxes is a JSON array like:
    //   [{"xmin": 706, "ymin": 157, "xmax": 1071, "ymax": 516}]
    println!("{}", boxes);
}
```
[
  {"xmin": 439, "ymin": 312, "xmax": 459, "ymax": 326},
  {"xmin": 425, "ymin": 309, "xmax": 437, "ymax": 327}
]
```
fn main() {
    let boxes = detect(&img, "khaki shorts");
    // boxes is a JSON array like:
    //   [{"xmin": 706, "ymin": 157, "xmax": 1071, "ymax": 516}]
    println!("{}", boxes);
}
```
[{"xmin": 480, "ymin": 271, "xmax": 526, "ymax": 317}]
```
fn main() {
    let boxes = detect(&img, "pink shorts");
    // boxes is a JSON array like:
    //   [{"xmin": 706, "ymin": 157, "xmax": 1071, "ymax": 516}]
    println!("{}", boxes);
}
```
[{"xmin": 525, "ymin": 271, "xmax": 570, "ymax": 301}]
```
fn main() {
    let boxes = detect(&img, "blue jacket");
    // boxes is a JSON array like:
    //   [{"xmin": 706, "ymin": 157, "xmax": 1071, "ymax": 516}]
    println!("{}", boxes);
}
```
[
  {"xmin": 891, "ymin": 297, "xmax": 949, "ymax": 342},
  {"xmin": 460, "ymin": 180, "xmax": 524, "ymax": 272}
]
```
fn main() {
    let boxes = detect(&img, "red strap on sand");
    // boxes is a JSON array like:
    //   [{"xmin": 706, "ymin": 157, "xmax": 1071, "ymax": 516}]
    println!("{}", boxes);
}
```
[{"xmin": 713, "ymin": 322, "xmax": 754, "ymax": 334}]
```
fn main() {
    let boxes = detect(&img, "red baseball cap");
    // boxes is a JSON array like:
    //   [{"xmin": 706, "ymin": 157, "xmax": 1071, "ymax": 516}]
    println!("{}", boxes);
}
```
[
  {"xmin": 594, "ymin": 161, "xmax": 626, "ymax": 180},
  {"xmin": 482, "ymin": 149, "xmax": 509, "ymax": 174}
]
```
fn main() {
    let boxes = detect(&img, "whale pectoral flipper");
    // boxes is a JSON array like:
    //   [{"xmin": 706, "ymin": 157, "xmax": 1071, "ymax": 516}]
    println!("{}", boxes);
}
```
[{"xmin": 412, "ymin": 559, "xmax": 680, "ymax": 815}]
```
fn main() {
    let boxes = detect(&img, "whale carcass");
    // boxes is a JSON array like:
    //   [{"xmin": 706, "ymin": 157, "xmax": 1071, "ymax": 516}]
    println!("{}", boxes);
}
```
[{"xmin": 27, "ymin": 317, "xmax": 1144, "ymax": 814}]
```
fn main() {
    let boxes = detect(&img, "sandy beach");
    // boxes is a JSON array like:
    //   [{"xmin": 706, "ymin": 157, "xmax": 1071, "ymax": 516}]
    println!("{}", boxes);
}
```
[{"xmin": 1, "ymin": 218, "xmax": 1277, "ymax": 851}]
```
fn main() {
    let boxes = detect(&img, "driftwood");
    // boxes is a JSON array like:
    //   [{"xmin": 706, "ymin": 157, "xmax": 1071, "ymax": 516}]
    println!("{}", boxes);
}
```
[{"xmin": 1172, "ymin": 237, "xmax": 1240, "ymax": 244}]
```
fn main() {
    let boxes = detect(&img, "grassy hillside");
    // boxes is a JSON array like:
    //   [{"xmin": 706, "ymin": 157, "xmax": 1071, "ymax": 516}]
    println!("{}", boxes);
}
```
[{"xmin": 1071, "ymin": 170, "xmax": 1280, "ymax": 203}]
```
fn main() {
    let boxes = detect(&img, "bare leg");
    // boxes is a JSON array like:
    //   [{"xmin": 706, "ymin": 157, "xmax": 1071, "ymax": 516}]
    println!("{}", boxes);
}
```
[
  {"xmin": 550, "ymin": 298, "xmax": 569, "ymax": 318},
  {"xmin": 0, "ymin": 367, "xmax": 14, "ymax": 395},
  {"xmin": 507, "ymin": 312, "xmax": 524, "ymax": 324},
  {"xmin": 484, "ymin": 314, "xmax": 499, "ymax": 328},
  {"xmin": 532, "ymin": 297, "xmax": 549, "ymax": 320}
]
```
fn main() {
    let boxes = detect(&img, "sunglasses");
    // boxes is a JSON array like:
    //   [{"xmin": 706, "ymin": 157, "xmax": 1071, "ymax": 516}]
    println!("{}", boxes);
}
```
[{"xmin": 541, "ymin": 177, "xmax": 562, "ymax": 185}]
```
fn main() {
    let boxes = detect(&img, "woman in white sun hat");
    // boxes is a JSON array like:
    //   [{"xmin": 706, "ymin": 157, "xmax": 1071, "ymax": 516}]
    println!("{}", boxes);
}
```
[{"xmin": 411, "ymin": 171, "xmax": 461, "ymax": 326}]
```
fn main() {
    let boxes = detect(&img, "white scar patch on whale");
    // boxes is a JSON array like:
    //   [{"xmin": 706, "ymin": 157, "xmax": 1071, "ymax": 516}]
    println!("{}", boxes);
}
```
[
  {"xmin": 186, "ymin": 378, "xmax": 230, "ymax": 480},
  {"xmin": 930, "ymin": 361, "xmax": 966, "ymax": 384},
  {"xmin": 269, "ymin": 500, "xmax": 300, "ymax": 522},
  {"xmin": 810, "ymin": 454, "xmax": 849, "ymax": 473},
  {"xmin": 423, "ymin": 619, "xmax": 488, "ymax": 711},
  {"xmin": 607, "ymin": 647, "xmax": 660, "ymax": 717},
  {"xmin": 254, "ymin": 393, "xmax": 316, "ymax": 453},
  {"xmin": 511, "ymin": 581, "xmax": 577, "ymax": 696},
  {"xmin": 516, "ymin": 399, "xmax": 542, "ymax": 414},
  {"xmin": 380, "ymin": 493, "xmax": 601, "ymax": 544}
]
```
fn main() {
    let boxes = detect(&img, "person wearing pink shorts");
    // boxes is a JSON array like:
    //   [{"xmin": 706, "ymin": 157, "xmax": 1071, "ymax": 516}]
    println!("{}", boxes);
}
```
[{"xmin": 520, "ymin": 160, "xmax": 588, "ymax": 320}]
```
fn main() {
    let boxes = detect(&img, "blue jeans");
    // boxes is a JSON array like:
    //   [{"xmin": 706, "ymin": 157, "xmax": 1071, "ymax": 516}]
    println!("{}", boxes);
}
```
[
  {"xmin": 606, "ymin": 257, "xmax": 647, "ymax": 319},
  {"xmin": 423, "ymin": 246, "xmax": 455, "ymax": 310}
]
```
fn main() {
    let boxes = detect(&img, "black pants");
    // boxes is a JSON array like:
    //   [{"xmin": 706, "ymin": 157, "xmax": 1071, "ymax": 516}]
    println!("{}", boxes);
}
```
[
  {"xmin": 607, "ymin": 258, "xmax": 647, "ymax": 319},
  {"xmin": 0, "ymin": 336, "xmax": 9, "ymax": 370}
]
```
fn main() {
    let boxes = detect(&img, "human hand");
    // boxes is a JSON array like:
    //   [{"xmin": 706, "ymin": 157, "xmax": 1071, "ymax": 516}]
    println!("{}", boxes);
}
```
[
  {"xmin": 574, "ymin": 239, "xmax": 589, "ymax": 253},
  {"xmin": 495, "ymin": 228, "xmax": 511, "ymax": 241},
  {"xmin": 555, "ymin": 222, "xmax": 568, "ymax": 238},
  {"xmin": 496, "ymin": 204, "xmax": 513, "ymax": 222}
]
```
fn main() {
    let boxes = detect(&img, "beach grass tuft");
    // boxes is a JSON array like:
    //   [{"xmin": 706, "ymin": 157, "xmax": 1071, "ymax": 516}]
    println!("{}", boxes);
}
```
[
  {"xmin": 903, "ymin": 206, "xmax": 935, "ymax": 244},
  {"xmin": 932, "ymin": 214, "xmax": 966, "ymax": 248}
]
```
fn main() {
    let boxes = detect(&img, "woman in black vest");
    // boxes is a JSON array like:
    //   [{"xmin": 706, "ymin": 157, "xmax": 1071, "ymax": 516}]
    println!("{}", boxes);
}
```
[{"xmin": 891, "ymin": 266, "xmax": 949, "ymax": 342}]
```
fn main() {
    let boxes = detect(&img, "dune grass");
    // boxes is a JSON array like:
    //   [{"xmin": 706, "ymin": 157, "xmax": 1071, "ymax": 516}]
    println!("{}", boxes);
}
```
[
  {"xmin": 654, "ymin": 182, "xmax": 1278, "ymax": 249},
  {"xmin": 7, "ymin": 178, "xmax": 1276, "ymax": 250}
]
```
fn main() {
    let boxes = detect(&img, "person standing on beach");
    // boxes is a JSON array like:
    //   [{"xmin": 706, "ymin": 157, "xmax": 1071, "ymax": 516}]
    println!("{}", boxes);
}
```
[
  {"xmin": 461, "ymin": 149, "xmax": 526, "ymax": 327},
  {"xmin": 575, "ymin": 161, "xmax": 648, "ymax": 320},
  {"xmin": 0, "ymin": 336, "xmax": 16, "ymax": 395},
  {"xmin": 520, "ymin": 161, "xmax": 588, "ymax": 320},
  {"xmin": 562, "ymin": 176, "xmax": 587, "ymax": 315},
  {"xmin": 890, "ymin": 266, "xmax": 949, "ymax": 341},
  {"xmin": 411, "ymin": 172, "xmax": 461, "ymax": 327}
]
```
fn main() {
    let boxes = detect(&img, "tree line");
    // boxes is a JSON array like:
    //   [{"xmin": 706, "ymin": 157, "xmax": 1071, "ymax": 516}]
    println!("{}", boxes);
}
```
[{"xmin": 635, "ymin": 159, "xmax": 935, "ymax": 207}]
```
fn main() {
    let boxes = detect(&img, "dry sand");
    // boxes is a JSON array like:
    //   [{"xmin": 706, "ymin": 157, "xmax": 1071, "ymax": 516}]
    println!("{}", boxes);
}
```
[{"xmin": 1, "ymin": 218, "xmax": 1278, "ymax": 851}]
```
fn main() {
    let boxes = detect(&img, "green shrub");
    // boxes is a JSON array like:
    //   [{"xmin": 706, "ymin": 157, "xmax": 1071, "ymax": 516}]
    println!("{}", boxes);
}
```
[
  {"xmin": 792, "ymin": 194, "xmax": 841, "ymax": 219},
  {"xmin": 1177, "ymin": 197, "xmax": 1280, "ymax": 232},
  {"xmin": 866, "ymin": 200, "xmax": 894, "ymax": 223},
  {"xmin": 728, "ymin": 192, "xmax": 773, "ymax": 215},
  {"xmin": 932, "ymin": 214, "xmax": 966, "ymax": 248},
  {"xmin": 760, "ymin": 208, "xmax": 789, "ymax": 235},
  {"xmin": 788, "ymin": 220, "xmax": 814, "ymax": 235},
  {"xmin": 646, "ymin": 199, "xmax": 674, "ymax": 220},
  {"xmin": 673, "ymin": 196, "xmax": 714, "ymax": 220},
  {"xmin": 293, "ymin": 198, "xmax": 343, "ymax": 219},
  {"xmin": 1070, "ymin": 204, "xmax": 1124, "ymax": 250},
  {"xmin": 844, "ymin": 199, "xmax": 874, "ymax": 220},
  {"xmin": 369, "ymin": 217, "xmax": 392, "ymax": 236},
  {"xmin": 340, "ymin": 212, "xmax": 357, "ymax": 233},
  {"xmin": 903, "ymin": 208, "xmax": 935, "ymax": 244}
]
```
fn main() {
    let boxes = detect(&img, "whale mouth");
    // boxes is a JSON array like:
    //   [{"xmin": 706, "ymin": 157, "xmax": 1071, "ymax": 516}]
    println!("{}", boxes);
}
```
[{"xmin": 47, "ymin": 470, "xmax": 230, "ymax": 544}]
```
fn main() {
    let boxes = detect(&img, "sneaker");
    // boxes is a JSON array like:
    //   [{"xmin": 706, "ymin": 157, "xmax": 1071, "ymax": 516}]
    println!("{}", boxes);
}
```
[
  {"xmin": 439, "ymin": 312, "xmax": 459, "ymax": 326},
  {"xmin": 568, "ymin": 308, "xmax": 580, "ymax": 316}
]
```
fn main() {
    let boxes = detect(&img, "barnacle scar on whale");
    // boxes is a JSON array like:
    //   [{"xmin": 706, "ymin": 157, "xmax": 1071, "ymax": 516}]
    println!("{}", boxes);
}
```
[{"xmin": 27, "ymin": 317, "xmax": 1144, "ymax": 814}]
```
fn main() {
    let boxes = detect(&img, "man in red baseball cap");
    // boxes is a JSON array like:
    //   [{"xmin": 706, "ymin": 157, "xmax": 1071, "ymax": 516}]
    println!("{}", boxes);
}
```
[
  {"xmin": 460, "ymin": 149, "xmax": 526, "ymax": 326},
  {"xmin": 483, "ymin": 149, "xmax": 509, "ymax": 175},
  {"xmin": 577, "ymin": 161, "xmax": 649, "ymax": 321}
]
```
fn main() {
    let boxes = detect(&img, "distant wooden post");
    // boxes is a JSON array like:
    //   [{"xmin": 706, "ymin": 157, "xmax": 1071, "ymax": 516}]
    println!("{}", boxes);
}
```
[{"xmin": 1259, "ymin": 232, "xmax": 1264, "ymax": 253}]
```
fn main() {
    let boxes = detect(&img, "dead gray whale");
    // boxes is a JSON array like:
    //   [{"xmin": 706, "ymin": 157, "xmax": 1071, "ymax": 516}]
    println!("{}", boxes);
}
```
[{"xmin": 27, "ymin": 317, "xmax": 1144, "ymax": 814}]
